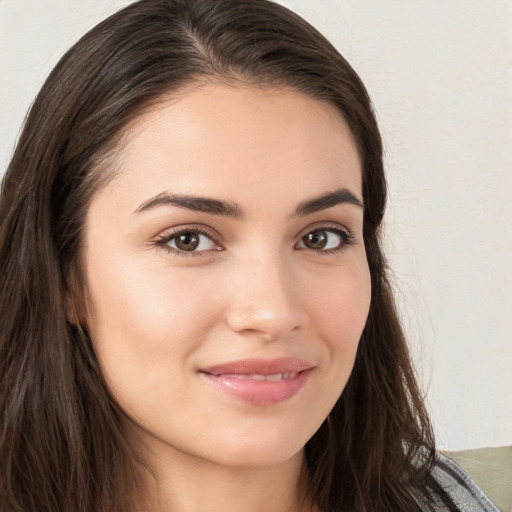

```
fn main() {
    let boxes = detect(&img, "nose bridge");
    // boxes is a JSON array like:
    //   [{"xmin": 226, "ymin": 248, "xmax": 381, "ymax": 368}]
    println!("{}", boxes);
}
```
[{"xmin": 226, "ymin": 245, "xmax": 308, "ymax": 340}]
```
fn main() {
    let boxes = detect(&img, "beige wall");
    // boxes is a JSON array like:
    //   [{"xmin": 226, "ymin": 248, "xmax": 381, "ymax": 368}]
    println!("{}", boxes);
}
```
[{"xmin": 1, "ymin": 0, "xmax": 511, "ymax": 451}]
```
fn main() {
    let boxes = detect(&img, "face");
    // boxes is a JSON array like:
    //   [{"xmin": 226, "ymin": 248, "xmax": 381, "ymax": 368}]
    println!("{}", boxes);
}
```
[{"xmin": 83, "ymin": 83, "xmax": 371, "ymax": 470}]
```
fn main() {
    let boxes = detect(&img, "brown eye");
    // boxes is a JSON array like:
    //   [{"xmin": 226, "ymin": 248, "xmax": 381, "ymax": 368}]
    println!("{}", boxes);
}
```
[
  {"xmin": 302, "ymin": 231, "xmax": 329, "ymax": 250},
  {"xmin": 175, "ymin": 232, "xmax": 200, "ymax": 251},
  {"xmin": 297, "ymin": 228, "xmax": 353, "ymax": 252},
  {"xmin": 164, "ymin": 230, "xmax": 217, "ymax": 253}
]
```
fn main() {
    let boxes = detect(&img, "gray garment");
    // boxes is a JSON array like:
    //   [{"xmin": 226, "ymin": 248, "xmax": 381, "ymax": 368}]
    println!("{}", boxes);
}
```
[{"xmin": 415, "ymin": 452, "xmax": 501, "ymax": 511}]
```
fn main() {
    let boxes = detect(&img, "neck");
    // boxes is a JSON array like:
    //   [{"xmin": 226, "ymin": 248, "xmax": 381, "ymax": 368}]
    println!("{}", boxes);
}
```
[{"xmin": 138, "ymin": 444, "xmax": 316, "ymax": 512}]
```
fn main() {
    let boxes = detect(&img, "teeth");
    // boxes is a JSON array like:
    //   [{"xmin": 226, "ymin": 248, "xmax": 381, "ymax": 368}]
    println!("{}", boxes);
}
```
[
  {"xmin": 217, "ymin": 372, "xmax": 298, "ymax": 381},
  {"xmin": 248, "ymin": 374, "xmax": 266, "ymax": 381}
]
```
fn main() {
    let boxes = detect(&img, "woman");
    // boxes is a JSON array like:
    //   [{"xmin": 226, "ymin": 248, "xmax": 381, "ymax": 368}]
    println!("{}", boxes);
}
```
[{"xmin": 0, "ymin": 1, "xmax": 499, "ymax": 511}]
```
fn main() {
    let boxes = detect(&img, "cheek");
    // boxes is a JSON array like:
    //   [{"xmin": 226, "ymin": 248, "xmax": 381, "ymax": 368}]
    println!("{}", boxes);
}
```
[
  {"xmin": 307, "ymin": 262, "xmax": 371, "ymax": 350},
  {"xmin": 304, "ymin": 258, "xmax": 371, "ymax": 405},
  {"xmin": 291, "ymin": 259, "xmax": 370, "ymax": 430},
  {"xmin": 84, "ymin": 259, "xmax": 220, "ymax": 397}
]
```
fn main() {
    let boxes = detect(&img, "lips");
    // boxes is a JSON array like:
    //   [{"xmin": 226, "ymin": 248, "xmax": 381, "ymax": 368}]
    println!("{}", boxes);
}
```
[
  {"xmin": 199, "ymin": 357, "xmax": 313, "ymax": 405},
  {"xmin": 216, "ymin": 372, "xmax": 299, "ymax": 381}
]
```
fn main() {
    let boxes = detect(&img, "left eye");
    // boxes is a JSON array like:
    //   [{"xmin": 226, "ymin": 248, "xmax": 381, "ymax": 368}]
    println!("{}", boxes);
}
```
[
  {"xmin": 297, "ymin": 228, "xmax": 350, "ymax": 251},
  {"xmin": 165, "ymin": 231, "xmax": 217, "ymax": 253}
]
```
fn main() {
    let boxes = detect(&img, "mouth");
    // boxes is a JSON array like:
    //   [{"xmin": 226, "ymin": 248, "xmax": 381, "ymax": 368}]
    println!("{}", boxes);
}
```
[
  {"xmin": 212, "ymin": 371, "xmax": 300, "ymax": 381},
  {"xmin": 199, "ymin": 357, "xmax": 314, "ymax": 406}
]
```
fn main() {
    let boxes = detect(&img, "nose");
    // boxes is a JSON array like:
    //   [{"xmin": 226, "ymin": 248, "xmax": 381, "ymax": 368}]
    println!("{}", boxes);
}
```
[{"xmin": 225, "ymin": 253, "xmax": 310, "ymax": 341}]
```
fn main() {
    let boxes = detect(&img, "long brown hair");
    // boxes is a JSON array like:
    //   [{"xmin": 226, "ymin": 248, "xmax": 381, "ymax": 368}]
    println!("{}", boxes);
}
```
[{"xmin": 1, "ymin": 1, "xmax": 448, "ymax": 510}]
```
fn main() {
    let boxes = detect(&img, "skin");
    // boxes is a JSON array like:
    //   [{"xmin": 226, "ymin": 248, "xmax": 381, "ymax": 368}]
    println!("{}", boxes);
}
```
[{"xmin": 82, "ymin": 83, "xmax": 371, "ymax": 512}]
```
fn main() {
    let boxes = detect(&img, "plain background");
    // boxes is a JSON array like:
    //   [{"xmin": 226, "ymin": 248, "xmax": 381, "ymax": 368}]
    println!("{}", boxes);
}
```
[{"xmin": 1, "ymin": 0, "xmax": 511, "ymax": 451}]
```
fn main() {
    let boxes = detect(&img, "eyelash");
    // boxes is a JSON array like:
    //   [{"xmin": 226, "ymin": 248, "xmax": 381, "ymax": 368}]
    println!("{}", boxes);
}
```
[
  {"xmin": 155, "ymin": 227, "xmax": 219, "ymax": 257},
  {"xmin": 154, "ymin": 225, "xmax": 355, "ymax": 257},
  {"xmin": 299, "ymin": 225, "xmax": 356, "ymax": 255}
]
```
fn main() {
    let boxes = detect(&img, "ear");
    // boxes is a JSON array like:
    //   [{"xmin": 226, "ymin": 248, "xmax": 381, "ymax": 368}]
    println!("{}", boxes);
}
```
[
  {"xmin": 65, "ymin": 293, "xmax": 82, "ymax": 327},
  {"xmin": 64, "ymin": 270, "xmax": 87, "ymax": 328}
]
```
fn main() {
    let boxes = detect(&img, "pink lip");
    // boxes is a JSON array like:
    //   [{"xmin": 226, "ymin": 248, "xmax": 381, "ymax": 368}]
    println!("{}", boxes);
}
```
[{"xmin": 199, "ymin": 357, "xmax": 314, "ymax": 406}]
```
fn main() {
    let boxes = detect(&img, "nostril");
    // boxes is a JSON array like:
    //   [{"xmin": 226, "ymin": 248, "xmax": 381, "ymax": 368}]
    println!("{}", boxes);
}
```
[
  {"xmin": 224, "ymin": 262, "xmax": 309, "ymax": 338},
  {"xmin": 226, "ymin": 304, "xmax": 308, "ymax": 341}
]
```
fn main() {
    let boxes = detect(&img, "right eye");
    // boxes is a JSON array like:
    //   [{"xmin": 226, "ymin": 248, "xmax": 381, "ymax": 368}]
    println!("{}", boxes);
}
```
[{"xmin": 156, "ymin": 228, "xmax": 220, "ymax": 256}]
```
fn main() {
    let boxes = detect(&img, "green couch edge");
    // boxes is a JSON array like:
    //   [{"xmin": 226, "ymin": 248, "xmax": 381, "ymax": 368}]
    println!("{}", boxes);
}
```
[{"xmin": 444, "ymin": 446, "xmax": 512, "ymax": 512}]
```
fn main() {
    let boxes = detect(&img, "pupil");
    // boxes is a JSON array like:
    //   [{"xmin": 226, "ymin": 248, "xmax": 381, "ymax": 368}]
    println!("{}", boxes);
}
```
[
  {"xmin": 176, "ymin": 233, "xmax": 200, "ymax": 251},
  {"xmin": 305, "ymin": 231, "xmax": 327, "ymax": 249}
]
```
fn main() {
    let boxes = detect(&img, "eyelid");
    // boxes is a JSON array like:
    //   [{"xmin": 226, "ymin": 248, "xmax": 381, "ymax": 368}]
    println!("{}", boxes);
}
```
[
  {"xmin": 296, "ymin": 221, "xmax": 354, "ymax": 240},
  {"xmin": 154, "ymin": 224, "xmax": 223, "ymax": 257},
  {"xmin": 295, "ymin": 222, "xmax": 356, "ymax": 253},
  {"xmin": 152, "ymin": 221, "xmax": 357, "ymax": 258}
]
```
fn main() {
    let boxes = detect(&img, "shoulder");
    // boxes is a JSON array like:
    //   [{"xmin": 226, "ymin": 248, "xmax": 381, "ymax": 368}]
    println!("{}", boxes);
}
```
[{"xmin": 416, "ymin": 452, "xmax": 500, "ymax": 512}]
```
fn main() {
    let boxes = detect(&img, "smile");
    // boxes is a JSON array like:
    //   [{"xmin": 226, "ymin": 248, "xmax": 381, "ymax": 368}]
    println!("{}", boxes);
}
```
[
  {"xmin": 214, "ymin": 372, "xmax": 299, "ymax": 381},
  {"xmin": 200, "ymin": 358, "xmax": 313, "ymax": 406}
]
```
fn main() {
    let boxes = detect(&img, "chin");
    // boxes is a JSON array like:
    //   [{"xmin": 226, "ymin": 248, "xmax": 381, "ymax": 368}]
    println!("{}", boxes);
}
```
[
  {"xmin": 203, "ymin": 440, "xmax": 306, "ymax": 470},
  {"xmin": 190, "ymin": 418, "xmax": 318, "ymax": 470}
]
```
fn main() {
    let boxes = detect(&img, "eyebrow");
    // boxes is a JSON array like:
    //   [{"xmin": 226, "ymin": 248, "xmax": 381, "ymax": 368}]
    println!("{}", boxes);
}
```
[
  {"xmin": 133, "ymin": 188, "xmax": 363, "ymax": 218},
  {"xmin": 292, "ymin": 188, "xmax": 364, "ymax": 217},
  {"xmin": 134, "ymin": 192, "xmax": 244, "ymax": 217}
]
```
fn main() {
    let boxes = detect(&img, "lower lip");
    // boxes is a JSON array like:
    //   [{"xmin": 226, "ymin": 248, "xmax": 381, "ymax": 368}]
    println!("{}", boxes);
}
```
[{"xmin": 201, "ymin": 370, "xmax": 311, "ymax": 406}]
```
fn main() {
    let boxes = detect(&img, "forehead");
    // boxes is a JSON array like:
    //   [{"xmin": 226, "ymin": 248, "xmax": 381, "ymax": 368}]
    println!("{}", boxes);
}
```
[{"xmin": 96, "ymin": 83, "xmax": 362, "ymax": 212}]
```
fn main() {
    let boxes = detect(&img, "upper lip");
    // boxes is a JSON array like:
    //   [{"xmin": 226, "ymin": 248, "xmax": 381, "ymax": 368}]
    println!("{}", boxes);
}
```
[{"xmin": 200, "ymin": 357, "xmax": 314, "ymax": 376}]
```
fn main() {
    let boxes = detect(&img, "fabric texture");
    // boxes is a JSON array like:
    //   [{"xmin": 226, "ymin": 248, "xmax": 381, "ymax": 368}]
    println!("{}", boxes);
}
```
[
  {"xmin": 445, "ymin": 446, "xmax": 512, "ymax": 512},
  {"xmin": 415, "ymin": 452, "xmax": 501, "ymax": 511}
]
